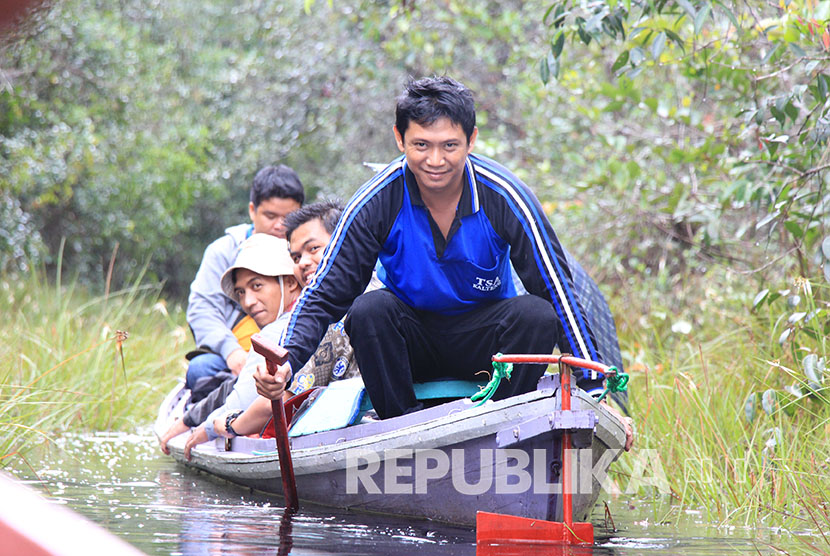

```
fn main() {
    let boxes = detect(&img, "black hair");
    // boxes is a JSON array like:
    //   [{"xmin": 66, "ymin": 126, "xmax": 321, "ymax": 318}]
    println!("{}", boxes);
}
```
[
  {"xmin": 395, "ymin": 76, "xmax": 476, "ymax": 142},
  {"xmin": 250, "ymin": 164, "xmax": 305, "ymax": 208},
  {"xmin": 284, "ymin": 200, "xmax": 344, "ymax": 243}
]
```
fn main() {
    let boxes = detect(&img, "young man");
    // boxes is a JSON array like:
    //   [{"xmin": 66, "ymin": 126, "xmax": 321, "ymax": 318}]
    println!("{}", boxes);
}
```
[
  {"xmin": 283, "ymin": 201, "xmax": 364, "ymax": 394},
  {"xmin": 185, "ymin": 164, "xmax": 303, "ymax": 394},
  {"xmin": 160, "ymin": 233, "xmax": 301, "ymax": 455},
  {"xmin": 186, "ymin": 201, "xmax": 363, "ymax": 449},
  {"xmin": 255, "ymin": 77, "xmax": 609, "ymax": 421}
]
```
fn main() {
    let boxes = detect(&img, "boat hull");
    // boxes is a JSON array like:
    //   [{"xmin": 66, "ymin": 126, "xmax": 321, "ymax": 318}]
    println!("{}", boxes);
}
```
[{"xmin": 156, "ymin": 374, "xmax": 626, "ymax": 525}]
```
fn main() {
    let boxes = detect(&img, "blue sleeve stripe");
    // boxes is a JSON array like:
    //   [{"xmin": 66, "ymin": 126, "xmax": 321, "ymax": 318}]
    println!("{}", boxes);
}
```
[
  {"xmin": 473, "ymin": 156, "xmax": 598, "ymax": 361},
  {"xmin": 281, "ymin": 159, "xmax": 404, "ymax": 347}
]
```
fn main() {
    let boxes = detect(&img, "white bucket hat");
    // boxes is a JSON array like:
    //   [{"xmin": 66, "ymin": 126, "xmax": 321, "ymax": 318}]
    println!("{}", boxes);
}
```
[{"xmin": 220, "ymin": 234, "xmax": 294, "ymax": 302}]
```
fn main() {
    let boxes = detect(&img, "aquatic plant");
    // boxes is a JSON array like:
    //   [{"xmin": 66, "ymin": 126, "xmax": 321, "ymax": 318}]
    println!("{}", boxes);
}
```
[
  {"xmin": 611, "ymin": 268, "xmax": 830, "ymax": 539},
  {"xmin": 0, "ymin": 262, "xmax": 187, "ymax": 467}
]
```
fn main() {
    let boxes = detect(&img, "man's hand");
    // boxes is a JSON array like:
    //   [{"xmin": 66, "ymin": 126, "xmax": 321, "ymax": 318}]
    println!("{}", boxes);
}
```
[
  {"xmin": 158, "ymin": 419, "xmax": 188, "ymax": 455},
  {"xmin": 226, "ymin": 348, "xmax": 247, "ymax": 375},
  {"xmin": 254, "ymin": 361, "xmax": 292, "ymax": 401},
  {"xmin": 184, "ymin": 425, "xmax": 209, "ymax": 461},
  {"xmin": 601, "ymin": 401, "xmax": 634, "ymax": 452}
]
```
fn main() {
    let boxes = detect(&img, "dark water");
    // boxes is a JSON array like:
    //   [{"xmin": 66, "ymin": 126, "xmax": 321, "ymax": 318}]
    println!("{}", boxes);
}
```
[{"xmin": 6, "ymin": 431, "xmax": 817, "ymax": 555}]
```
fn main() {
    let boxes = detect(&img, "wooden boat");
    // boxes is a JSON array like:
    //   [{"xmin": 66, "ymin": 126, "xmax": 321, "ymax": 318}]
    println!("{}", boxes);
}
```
[
  {"xmin": 0, "ymin": 471, "xmax": 145, "ymax": 556},
  {"xmin": 155, "ymin": 358, "xmax": 628, "ymax": 527}
]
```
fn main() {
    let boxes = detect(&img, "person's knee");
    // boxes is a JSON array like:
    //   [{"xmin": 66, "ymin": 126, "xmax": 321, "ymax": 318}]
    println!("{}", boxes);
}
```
[
  {"xmin": 512, "ymin": 294, "xmax": 557, "ymax": 327},
  {"xmin": 346, "ymin": 290, "xmax": 399, "ymax": 331},
  {"xmin": 185, "ymin": 353, "xmax": 224, "ymax": 388}
]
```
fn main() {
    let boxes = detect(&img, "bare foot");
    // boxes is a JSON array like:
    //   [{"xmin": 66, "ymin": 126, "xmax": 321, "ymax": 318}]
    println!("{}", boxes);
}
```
[
  {"xmin": 601, "ymin": 401, "xmax": 634, "ymax": 452},
  {"xmin": 159, "ymin": 419, "xmax": 188, "ymax": 455}
]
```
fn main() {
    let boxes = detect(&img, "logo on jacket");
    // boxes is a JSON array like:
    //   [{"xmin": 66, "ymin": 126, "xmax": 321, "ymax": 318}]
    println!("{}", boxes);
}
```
[
  {"xmin": 332, "ymin": 356, "xmax": 350, "ymax": 378},
  {"xmin": 473, "ymin": 276, "xmax": 502, "ymax": 292}
]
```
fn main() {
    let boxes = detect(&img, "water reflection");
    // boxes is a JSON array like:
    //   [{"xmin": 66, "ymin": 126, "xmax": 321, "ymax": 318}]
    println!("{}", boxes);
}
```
[{"xmin": 4, "ymin": 431, "xmax": 809, "ymax": 555}]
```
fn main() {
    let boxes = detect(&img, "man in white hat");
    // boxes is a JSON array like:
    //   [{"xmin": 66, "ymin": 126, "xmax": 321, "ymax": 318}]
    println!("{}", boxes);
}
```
[{"xmin": 160, "ymin": 233, "xmax": 301, "ymax": 454}]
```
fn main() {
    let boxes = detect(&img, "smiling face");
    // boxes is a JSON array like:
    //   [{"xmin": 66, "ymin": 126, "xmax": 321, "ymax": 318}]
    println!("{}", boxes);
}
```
[
  {"xmin": 248, "ymin": 197, "xmax": 302, "ymax": 238},
  {"xmin": 394, "ymin": 117, "xmax": 477, "ymax": 199},
  {"xmin": 232, "ymin": 268, "xmax": 284, "ymax": 328},
  {"xmin": 288, "ymin": 218, "xmax": 332, "ymax": 286}
]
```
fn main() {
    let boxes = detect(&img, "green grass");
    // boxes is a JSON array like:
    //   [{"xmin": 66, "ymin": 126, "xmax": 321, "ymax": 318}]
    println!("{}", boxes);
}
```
[
  {"xmin": 0, "ymin": 266, "xmax": 187, "ymax": 467},
  {"xmin": 610, "ymin": 266, "xmax": 830, "ymax": 540}
]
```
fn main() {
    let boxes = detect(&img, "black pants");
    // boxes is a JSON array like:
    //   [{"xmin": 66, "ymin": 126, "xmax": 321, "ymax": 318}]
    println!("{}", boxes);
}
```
[{"xmin": 345, "ymin": 289, "xmax": 559, "ymax": 419}]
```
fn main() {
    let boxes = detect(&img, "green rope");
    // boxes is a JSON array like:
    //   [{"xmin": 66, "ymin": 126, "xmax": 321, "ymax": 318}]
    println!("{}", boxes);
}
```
[
  {"xmin": 471, "ymin": 354, "xmax": 512, "ymax": 407},
  {"xmin": 595, "ymin": 366, "xmax": 629, "ymax": 403}
]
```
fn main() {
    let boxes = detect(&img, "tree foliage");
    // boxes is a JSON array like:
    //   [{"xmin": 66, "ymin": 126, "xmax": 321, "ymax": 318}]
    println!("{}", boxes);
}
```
[
  {"xmin": 3, "ymin": 0, "xmax": 830, "ymax": 301},
  {"xmin": 539, "ymin": 0, "xmax": 830, "ymax": 282},
  {"xmin": 0, "ymin": 1, "xmax": 401, "ymax": 295}
]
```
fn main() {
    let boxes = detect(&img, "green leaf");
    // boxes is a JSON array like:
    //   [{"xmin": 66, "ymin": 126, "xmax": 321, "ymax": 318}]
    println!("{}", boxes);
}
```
[
  {"xmin": 788, "ymin": 311, "xmax": 807, "ymax": 324},
  {"xmin": 629, "ymin": 46, "xmax": 645, "ymax": 66},
  {"xmin": 755, "ymin": 211, "xmax": 780, "ymax": 230},
  {"xmin": 540, "ymin": 56, "xmax": 550, "ymax": 84},
  {"xmin": 551, "ymin": 31, "xmax": 565, "ymax": 58},
  {"xmin": 770, "ymin": 104, "xmax": 786, "ymax": 126},
  {"xmin": 761, "ymin": 43, "xmax": 779, "ymax": 65},
  {"xmin": 785, "ymin": 383, "xmax": 804, "ymax": 399},
  {"xmin": 752, "ymin": 289, "xmax": 769, "ymax": 310},
  {"xmin": 789, "ymin": 42, "xmax": 806, "ymax": 58},
  {"xmin": 694, "ymin": 3, "xmax": 711, "ymax": 35},
  {"xmin": 784, "ymin": 101, "xmax": 799, "ymax": 122},
  {"xmin": 818, "ymin": 74, "xmax": 829, "ymax": 102},
  {"xmin": 651, "ymin": 31, "xmax": 667, "ymax": 60},
  {"xmin": 821, "ymin": 236, "xmax": 830, "ymax": 259},
  {"xmin": 804, "ymin": 354, "xmax": 820, "ymax": 382},
  {"xmin": 675, "ymin": 0, "xmax": 696, "ymax": 19},
  {"xmin": 612, "ymin": 50, "xmax": 630, "ymax": 73},
  {"xmin": 714, "ymin": 0, "xmax": 740, "ymax": 29},
  {"xmin": 543, "ymin": 3, "xmax": 557, "ymax": 25},
  {"xmin": 784, "ymin": 220, "xmax": 804, "ymax": 238},
  {"xmin": 802, "ymin": 327, "xmax": 820, "ymax": 341},
  {"xmin": 762, "ymin": 389, "xmax": 777, "ymax": 415},
  {"xmin": 552, "ymin": 5, "xmax": 569, "ymax": 28},
  {"xmin": 550, "ymin": 56, "xmax": 561, "ymax": 80},
  {"xmin": 664, "ymin": 29, "xmax": 685, "ymax": 53},
  {"xmin": 577, "ymin": 23, "xmax": 592, "ymax": 45},
  {"xmin": 743, "ymin": 392, "xmax": 757, "ymax": 424}
]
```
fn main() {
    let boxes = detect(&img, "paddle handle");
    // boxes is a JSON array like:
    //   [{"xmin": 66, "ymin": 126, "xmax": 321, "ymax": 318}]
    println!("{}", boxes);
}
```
[
  {"xmin": 250, "ymin": 334, "xmax": 298, "ymax": 511},
  {"xmin": 251, "ymin": 334, "xmax": 289, "ymax": 368}
]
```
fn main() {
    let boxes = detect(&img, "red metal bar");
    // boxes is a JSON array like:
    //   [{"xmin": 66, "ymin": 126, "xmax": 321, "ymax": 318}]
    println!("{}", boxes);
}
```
[
  {"xmin": 251, "ymin": 334, "xmax": 299, "ymax": 511},
  {"xmin": 491, "ymin": 353, "xmax": 615, "ymax": 377},
  {"xmin": 560, "ymin": 363, "xmax": 573, "ymax": 541}
]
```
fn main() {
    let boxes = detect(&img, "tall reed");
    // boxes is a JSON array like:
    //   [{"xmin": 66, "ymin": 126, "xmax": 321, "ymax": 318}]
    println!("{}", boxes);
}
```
[
  {"xmin": 0, "ymin": 266, "xmax": 189, "ymax": 465},
  {"xmin": 611, "ymin": 267, "xmax": 830, "ymax": 535}
]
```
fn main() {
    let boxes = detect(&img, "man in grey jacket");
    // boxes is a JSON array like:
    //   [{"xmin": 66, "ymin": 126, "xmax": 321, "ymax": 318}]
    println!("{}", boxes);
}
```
[{"xmin": 185, "ymin": 164, "xmax": 304, "ymax": 393}]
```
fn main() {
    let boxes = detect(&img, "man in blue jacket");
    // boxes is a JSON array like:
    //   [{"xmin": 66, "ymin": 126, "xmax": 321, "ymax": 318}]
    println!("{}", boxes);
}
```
[{"xmin": 257, "ymin": 77, "xmax": 608, "ymax": 419}]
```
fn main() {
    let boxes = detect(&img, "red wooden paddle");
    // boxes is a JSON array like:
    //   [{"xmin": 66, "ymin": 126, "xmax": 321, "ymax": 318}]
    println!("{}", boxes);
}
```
[{"xmin": 250, "ymin": 334, "xmax": 298, "ymax": 511}]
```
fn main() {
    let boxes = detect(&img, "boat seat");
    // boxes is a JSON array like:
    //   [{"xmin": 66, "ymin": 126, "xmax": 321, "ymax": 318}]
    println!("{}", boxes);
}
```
[{"xmin": 358, "ymin": 378, "xmax": 484, "ymax": 412}]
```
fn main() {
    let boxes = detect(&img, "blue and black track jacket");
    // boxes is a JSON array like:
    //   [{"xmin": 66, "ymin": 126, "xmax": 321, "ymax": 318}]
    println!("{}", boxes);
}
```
[{"xmin": 281, "ymin": 153, "xmax": 603, "ymax": 376}]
